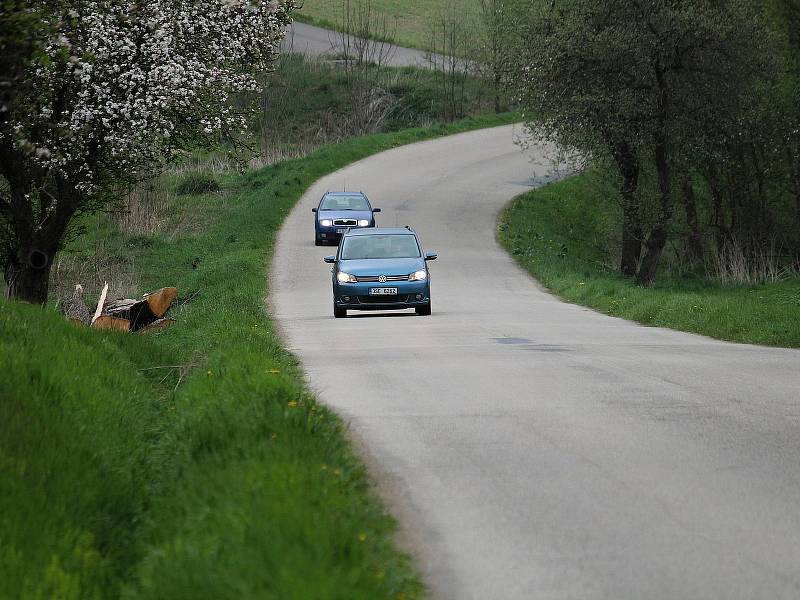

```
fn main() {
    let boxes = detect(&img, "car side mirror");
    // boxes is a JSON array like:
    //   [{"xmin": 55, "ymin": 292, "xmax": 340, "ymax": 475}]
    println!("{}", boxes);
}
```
[
  {"xmin": 425, "ymin": 251, "xmax": 438, "ymax": 261},
  {"xmin": 323, "ymin": 255, "xmax": 336, "ymax": 264},
  {"xmin": 311, "ymin": 208, "xmax": 318, "ymax": 213},
  {"xmin": 372, "ymin": 208, "xmax": 381, "ymax": 213}
]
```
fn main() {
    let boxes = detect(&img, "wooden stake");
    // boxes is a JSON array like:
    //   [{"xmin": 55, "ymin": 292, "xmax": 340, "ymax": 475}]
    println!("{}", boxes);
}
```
[{"xmin": 91, "ymin": 282, "xmax": 109, "ymax": 325}]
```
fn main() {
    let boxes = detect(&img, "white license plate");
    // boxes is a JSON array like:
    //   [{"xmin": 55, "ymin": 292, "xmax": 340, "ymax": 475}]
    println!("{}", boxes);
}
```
[
  {"xmin": 369, "ymin": 287, "xmax": 398, "ymax": 296},
  {"xmin": 336, "ymin": 228, "xmax": 349, "ymax": 234}
]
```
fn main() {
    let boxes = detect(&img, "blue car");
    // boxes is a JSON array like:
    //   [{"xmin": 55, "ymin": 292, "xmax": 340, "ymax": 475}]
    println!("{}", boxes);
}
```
[
  {"xmin": 324, "ymin": 227, "xmax": 437, "ymax": 318},
  {"xmin": 312, "ymin": 191, "xmax": 381, "ymax": 246}
]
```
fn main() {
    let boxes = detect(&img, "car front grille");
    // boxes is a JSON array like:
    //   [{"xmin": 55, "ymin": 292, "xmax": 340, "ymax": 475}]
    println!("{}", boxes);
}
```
[
  {"xmin": 334, "ymin": 219, "xmax": 357, "ymax": 226},
  {"xmin": 357, "ymin": 294, "xmax": 412, "ymax": 304},
  {"xmin": 355, "ymin": 274, "xmax": 410, "ymax": 283}
]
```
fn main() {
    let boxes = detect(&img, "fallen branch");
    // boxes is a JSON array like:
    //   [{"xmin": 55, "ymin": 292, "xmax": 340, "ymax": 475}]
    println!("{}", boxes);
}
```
[
  {"xmin": 176, "ymin": 288, "xmax": 201, "ymax": 309},
  {"xmin": 138, "ymin": 359, "xmax": 198, "ymax": 392}
]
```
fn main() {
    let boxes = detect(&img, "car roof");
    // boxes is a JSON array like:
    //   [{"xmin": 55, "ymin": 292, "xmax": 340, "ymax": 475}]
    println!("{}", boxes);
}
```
[
  {"xmin": 324, "ymin": 191, "xmax": 367, "ymax": 197},
  {"xmin": 344, "ymin": 227, "xmax": 417, "ymax": 237}
]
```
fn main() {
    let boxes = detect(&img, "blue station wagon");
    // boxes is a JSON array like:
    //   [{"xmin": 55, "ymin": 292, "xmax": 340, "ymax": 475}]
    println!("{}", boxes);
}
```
[
  {"xmin": 312, "ymin": 191, "xmax": 380, "ymax": 246},
  {"xmin": 324, "ymin": 227, "xmax": 437, "ymax": 318}
]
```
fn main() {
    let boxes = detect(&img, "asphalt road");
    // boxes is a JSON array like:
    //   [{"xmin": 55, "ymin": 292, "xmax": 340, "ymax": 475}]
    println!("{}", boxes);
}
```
[
  {"xmin": 271, "ymin": 125, "xmax": 800, "ymax": 600},
  {"xmin": 282, "ymin": 21, "xmax": 435, "ymax": 68}
]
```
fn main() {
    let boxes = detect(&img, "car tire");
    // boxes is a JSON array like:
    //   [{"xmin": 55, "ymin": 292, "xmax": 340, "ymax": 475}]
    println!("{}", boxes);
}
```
[
  {"xmin": 415, "ymin": 302, "xmax": 431, "ymax": 316},
  {"xmin": 334, "ymin": 304, "xmax": 347, "ymax": 318},
  {"xmin": 315, "ymin": 237, "xmax": 322, "ymax": 246}
]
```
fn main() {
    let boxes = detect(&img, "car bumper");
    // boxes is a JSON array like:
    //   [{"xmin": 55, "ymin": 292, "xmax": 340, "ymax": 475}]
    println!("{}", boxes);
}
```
[
  {"xmin": 316, "ymin": 229, "xmax": 344, "ymax": 242},
  {"xmin": 316, "ymin": 224, "xmax": 372, "ymax": 241},
  {"xmin": 333, "ymin": 280, "xmax": 430, "ymax": 310}
]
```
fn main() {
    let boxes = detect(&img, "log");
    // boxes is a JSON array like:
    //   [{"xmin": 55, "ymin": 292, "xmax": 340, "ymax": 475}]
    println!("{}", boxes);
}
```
[
  {"xmin": 103, "ymin": 298, "xmax": 158, "ymax": 331},
  {"xmin": 103, "ymin": 298, "xmax": 139, "ymax": 314},
  {"xmin": 102, "ymin": 287, "xmax": 178, "ymax": 331},
  {"xmin": 92, "ymin": 315, "xmax": 131, "ymax": 331},
  {"xmin": 144, "ymin": 287, "xmax": 178, "ymax": 318},
  {"xmin": 60, "ymin": 286, "xmax": 178, "ymax": 332}
]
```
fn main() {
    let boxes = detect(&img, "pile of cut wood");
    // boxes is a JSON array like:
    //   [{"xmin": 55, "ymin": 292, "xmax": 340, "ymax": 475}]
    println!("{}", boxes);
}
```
[{"xmin": 62, "ymin": 283, "xmax": 178, "ymax": 333}]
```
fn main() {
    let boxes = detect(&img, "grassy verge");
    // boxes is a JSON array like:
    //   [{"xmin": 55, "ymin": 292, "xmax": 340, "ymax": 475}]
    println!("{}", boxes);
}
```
[
  {"xmin": 498, "ymin": 173, "xmax": 800, "ymax": 348},
  {"xmin": 294, "ymin": 0, "xmax": 471, "ymax": 53},
  {"xmin": 0, "ymin": 112, "xmax": 518, "ymax": 600},
  {"xmin": 261, "ymin": 53, "xmax": 496, "ymax": 146}
]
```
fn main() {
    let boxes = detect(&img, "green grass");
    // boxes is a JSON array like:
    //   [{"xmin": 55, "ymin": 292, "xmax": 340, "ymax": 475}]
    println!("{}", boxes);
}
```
[
  {"xmin": 260, "ymin": 53, "xmax": 496, "ymax": 148},
  {"xmin": 294, "ymin": 0, "xmax": 472, "ymax": 53},
  {"xmin": 498, "ymin": 173, "xmax": 800, "ymax": 348},
  {"xmin": 0, "ymin": 112, "xmax": 518, "ymax": 600},
  {"xmin": 0, "ymin": 304, "xmax": 171, "ymax": 600}
]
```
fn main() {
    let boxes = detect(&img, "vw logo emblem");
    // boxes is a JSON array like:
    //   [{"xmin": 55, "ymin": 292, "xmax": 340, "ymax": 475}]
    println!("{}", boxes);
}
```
[{"xmin": 378, "ymin": 275, "xmax": 387, "ymax": 283}]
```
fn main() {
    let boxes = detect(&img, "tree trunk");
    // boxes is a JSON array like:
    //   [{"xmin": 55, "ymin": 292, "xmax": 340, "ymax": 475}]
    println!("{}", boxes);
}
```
[
  {"xmin": 494, "ymin": 69, "xmax": 502, "ymax": 114},
  {"xmin": 5, "ymin": 253, "xmax": 53, "ymax": 304},
  {"xmin": 727, "ymin": 168, "xmax": 740, "ymax": 238},
  {"xmin": 621, "ymin": 193, "xmax": 643, "ymax": 278},
  {"xmin": 611, "ymin": 141, "xmax": 642, "ymax": 277},
  {"xmin": 636, "ymin": 226, "xmax": 668, "ymax": 286},
  {"xmin": 783, "ymin": 142, "xmax": 800, "ymax": 227},
  {"xmin": 748, "ymin": 142, "xmax": 772, "ymax": 242},
  {"xmin": 703, "ymin": 162, "xmax": 729, "ymax": 253},
  {"xmin": 2, "ymin": 158, "xmax": 83, "ymax": 304},
  {"xmin": 681, "ymin": 178, "xmax": 703, "ymax": 265},
  {"xmin": 636, "ymin": 139, "xmax": 673, "ymax": 286}
]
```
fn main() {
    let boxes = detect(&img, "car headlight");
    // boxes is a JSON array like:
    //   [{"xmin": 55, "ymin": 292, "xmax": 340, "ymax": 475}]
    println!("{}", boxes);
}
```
[
  {"xmin": 409, "ymin": 269, "xmax": 427, "ymax": 281},
  {"xmin": 337, "ymin": 272, "xmax": 357, "ymax": 283},
  {"xmin": 320, "ymin": 219, "xmax": 333, "ymax": 227},
  {"xmin": 358, "ymin": 219, "xmax": 370, "ymax": 227}
]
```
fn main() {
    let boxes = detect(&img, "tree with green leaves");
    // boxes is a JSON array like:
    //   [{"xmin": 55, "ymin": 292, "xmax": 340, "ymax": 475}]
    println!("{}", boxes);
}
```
[
  {"xmin": 1, "ymin": 0, "xmax": 293, "ymax": 303},
  {"xmin": 515, "ymin": 0, "xmax": 770, "ymax": 284},
  {"xmin": 0, "ymin": 1, "xmax": 53, "ymax": 109},
  {"xmin": 474, "ymin": 0, "xmax": 524, "ymax": 113}
]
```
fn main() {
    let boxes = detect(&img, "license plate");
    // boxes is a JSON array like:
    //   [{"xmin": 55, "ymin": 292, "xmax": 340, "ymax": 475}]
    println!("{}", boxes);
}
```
[
  {"xmin": 369, "ymin": 287, "xmax": 398, "ymax": 296},
  {"xmin": 336, "ymin": 228, "xmax": 349, "ymax": 234}
]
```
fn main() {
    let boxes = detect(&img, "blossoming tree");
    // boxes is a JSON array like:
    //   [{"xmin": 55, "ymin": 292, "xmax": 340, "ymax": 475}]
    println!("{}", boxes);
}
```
[{"xmin": 0, "ymin": 0, "xmax": 293, "ymax": 303}]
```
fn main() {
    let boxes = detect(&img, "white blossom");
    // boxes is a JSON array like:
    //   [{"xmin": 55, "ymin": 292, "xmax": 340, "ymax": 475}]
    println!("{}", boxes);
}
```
[{"xmin": 2, "ymin": 0, "xmax": 294, "ymax": 193}]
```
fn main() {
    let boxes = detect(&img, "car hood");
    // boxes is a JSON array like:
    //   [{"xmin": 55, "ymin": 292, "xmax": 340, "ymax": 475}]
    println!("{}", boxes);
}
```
[
  {"xmin": 318, "ymin": 210, "xmax": 373, "ymax": 221},
  {"xmin": 339, "ymin": 257, "xmax": 424, "ymax": 277}
]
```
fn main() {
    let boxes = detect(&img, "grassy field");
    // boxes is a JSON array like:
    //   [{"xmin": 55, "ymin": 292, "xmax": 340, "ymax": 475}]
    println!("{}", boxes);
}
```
[
  {"xmin": 0, "ymin": 112, "xmax": 517, "ymax": 600},
  {"xmin": 260, "ymin": 53, "xmax": 497, "ymax": 148},
  {"xmin": 295, "ymin": 0, "xmax": 472, "ymax": 52},
  {"xmin": 499, "ymin": 173, "xmax": 800, "ymax": 348}
]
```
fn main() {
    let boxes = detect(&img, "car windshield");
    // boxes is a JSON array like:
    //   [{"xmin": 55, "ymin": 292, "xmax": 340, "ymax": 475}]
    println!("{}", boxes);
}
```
[
  {"xmin": 341, "ymin": 234, "xmax": 421, "ymax": 260},
  {"xmin": 320, "ymin": 194, "xmax": 370, "ymax": 211}
]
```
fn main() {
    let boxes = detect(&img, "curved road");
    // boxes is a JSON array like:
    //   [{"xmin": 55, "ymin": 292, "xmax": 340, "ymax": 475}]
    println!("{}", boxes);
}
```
[
  {"xmin": 271, "ymin": 126, "xmax": 800, "ymax": 599},
  {"xmin": 282, "ymin": 21, "xmax": 434, "ymax": 68}
]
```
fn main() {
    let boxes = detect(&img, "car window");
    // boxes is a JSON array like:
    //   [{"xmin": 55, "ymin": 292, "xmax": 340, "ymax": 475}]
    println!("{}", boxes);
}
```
[
  {"xmin": 341, "ymin": 235, "xmax": 421, "ymax": 260},
  {"xmin": 320, "ymin": 194, "xmax": 370, "ymax": 211}
]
